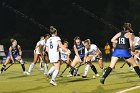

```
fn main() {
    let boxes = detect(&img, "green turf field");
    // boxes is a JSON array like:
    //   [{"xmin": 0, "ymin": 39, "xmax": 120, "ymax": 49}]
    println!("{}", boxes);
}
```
[{"xmin": 0, "ymin": 62, "xmax": 140, "ymax": 93}]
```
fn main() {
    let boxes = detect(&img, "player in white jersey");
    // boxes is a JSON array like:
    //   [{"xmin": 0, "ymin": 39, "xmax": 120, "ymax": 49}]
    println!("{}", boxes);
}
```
[
  {"xmin": 132, "ymin": 34, "xmax": 140, "ymax": 63},
  {"xmin": 59, "ymin": 41, "xmax": 72, "ymax": 76},
  {"xmin": 45, "ymin": 26, "xmax": 67, "ymax": 86},
  {"xmin": 28, "ymin": 34, "xmax": 50, "ymax": 74},
  {"xmin": 82, "ymin": 39, "xmax": 104, "ymax": 78},
  {"xmin": 35, "ymin": 36, "xmax": 44, "ymax": 70},
  {"xmin": 60, "ymin": 41, "xmax": 71, "ymax": 64}
]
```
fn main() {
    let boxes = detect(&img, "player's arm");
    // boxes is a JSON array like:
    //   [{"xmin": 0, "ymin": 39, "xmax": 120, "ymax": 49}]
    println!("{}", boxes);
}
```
[
  {"xmin": 58, "ymin": 40, "xmax": 67, "ymax": 52},
  {"xmin": 129, "ymin": 33, "xmax": 135, "ymax": 52},
  {"xmin": 66, "ymin": 51, "xmax": 71, "ymax": 65},
  {"xmin": 9, "ymin": 47, "xmax": 14, "ymax": 63},
  {"xmin": 111, "ymin": 32, "xmax": 121, "ymax": 43},
  {"xmin": 18, "ymin": 45, "xmax": 22, "ymax": 56},
  {"xmin": 94, "ymin": 48, "xmax": 101, "ymax": 58}
]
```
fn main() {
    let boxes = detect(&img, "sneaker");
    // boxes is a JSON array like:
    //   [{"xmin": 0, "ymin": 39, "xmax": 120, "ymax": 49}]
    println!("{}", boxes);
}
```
[
  {"xmin": 82, "ymin": 75, "xmax": 87, "ymax": 78},
  {"xmin": 44, "ymin": 72, "xmax": 48, "ymax": 75},
  {"xmin": 24, "ymin": 71, "xmax": 30, "ymax": 75},
  {"xmin": 39, "ymin": 68, "xmax": 44, "ymax": 71},
  {"xmin": 50, "ymin": 80, "xmax": 57, "ymax": 86},
  {"xmin": 77, "ymin": 73, "xmax": 80, "ymax": 76},
  {"xmin": 96, "ymin": 73, "xmax": 100, "ymax": 77},
  {"xmin": 67, "ymin": 74, "xmax": 73, "ymax": 77},
  {"xmin": 100, "ymin": 77, "xmax": 105, "ymax": 84},
  {"xmin": 45, "ymin": 73, "xmax": 51, "ymax": 80}
]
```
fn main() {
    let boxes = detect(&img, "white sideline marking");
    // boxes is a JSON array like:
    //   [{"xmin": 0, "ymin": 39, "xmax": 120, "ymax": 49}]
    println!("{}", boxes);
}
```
[{"xmin": 116, "ymin": 85, "xmax": 140, "ymax": 93}]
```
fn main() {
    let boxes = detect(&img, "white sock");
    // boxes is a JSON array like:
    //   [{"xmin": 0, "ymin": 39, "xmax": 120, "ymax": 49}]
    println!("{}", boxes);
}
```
[
  {"xmin": 48, "ymin": 66, "xmax": 55, "ymax": 75},
  {"xmin": 52, "ymin": 70, "xmax": 59, "ymax": 81},
  {"xmin": 84, "ymin": 64, "xmax": 90, "ymax": 76},
  {"xmin": 28, "ymin": 63, "xmax": 35, "ymax": 73},
  {"xmin": 44, "ymin": 63, "xmax": 49, "ymax": 74}
]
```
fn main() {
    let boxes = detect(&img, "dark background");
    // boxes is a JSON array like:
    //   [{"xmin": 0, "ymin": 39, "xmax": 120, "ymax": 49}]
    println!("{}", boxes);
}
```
[{"xmin": 0, "ymin": 0, "xmax": 140, "ymax": 50}]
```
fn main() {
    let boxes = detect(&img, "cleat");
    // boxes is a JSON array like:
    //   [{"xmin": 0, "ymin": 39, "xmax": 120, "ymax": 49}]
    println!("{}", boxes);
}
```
[
  {"xmin": 39, "ymin": 68, "xmax": 44, "ymax": 71},
  {"xmin": 67, "ymin": 74, "xmax": 73, "ymax": 77},
  {"xmin": 24, "ymin": 71, "xmax": 30, "ymax": 75},
  {"xmin": 50, "ymin": 80, "xmax": 57, "ymax": 86},
  {"xmin": 82, "ymin": 75, "xmax": 87, "ymax": 78},
  {"xmin": 96, "ymin": 73, "xmax": 100, "ymax": 77},
  {"xmin": 77, "ymin": 73, "xmax": 80, "ymax": 76},
  {"xmin": 100, "ymin": 77, "xmax": 105, "ymax": 84}
]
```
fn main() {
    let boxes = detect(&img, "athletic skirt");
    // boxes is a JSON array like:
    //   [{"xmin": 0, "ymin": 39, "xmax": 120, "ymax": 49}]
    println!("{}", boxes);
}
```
[
  {"xmin": 7, "ymin": 52, "xmax": 18, "ymax": 59},
  {"xmin": 112, "ymin": 49, "xmax": 132, "ymax": 58}
]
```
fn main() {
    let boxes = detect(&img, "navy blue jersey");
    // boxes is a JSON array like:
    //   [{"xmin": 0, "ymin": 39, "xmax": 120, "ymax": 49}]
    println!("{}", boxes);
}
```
[
  {"xmin": 7, "ymin": 45, "xmax": 20, "ymax": 58},
  {"xmin": 74, "ymin": 42, "xmax": 85, "ymax": 58},
  {"xmin": 116, "ymin": 31, "xmax": 130, "ymax": 50}
]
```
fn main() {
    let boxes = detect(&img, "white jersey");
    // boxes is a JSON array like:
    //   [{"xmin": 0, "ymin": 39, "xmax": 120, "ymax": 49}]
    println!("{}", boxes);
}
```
[
  {"xmin": 34, "ymin": 39, "xmax": 46, "ymax": 54},
  {"xmin": 59, "ymin": 48, "xmax": 71, "ymax": 61},
  {"xmin": 85, "ymin": 44, "xmax": 98, "ymax": 56},
  {"xmin": 133, "ymin": 37, "xmax": 140, "ymax": 47},
  {"xmin": 46, "ymin": 36, "xmax": 61, "ymax": 62}
]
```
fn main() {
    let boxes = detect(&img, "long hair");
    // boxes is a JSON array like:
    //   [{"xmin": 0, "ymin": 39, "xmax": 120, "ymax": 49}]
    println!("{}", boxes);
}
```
[
  {"xmin": 123, "ymin": 23, "xmax": 133, "ymax": 32},
  {"xmin": 73, "ymin": 36, "xmax": 81, "ymax": 45}
]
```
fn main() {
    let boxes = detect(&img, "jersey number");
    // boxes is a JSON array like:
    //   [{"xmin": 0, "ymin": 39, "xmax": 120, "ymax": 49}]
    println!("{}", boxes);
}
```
[
  {"xmin": 50, "ymin": 40, "xmax": 53, "ymax": 49},
  {"xmin": 118, "ymin": 38, "xmax": 125, "ymax": 44}
]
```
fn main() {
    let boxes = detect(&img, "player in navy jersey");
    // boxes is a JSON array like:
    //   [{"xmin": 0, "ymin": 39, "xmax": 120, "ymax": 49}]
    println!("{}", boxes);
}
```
[
  {"xmin": 68, "ymin": 36, "xmax": 85, "ymax": 77},
  {"xmin": 0, "ymin": 38, "xmax": 29, "ymax": 75},
  {"xmin": 100, "ymin": 23, "xmax": 140, "ymax": 84}
]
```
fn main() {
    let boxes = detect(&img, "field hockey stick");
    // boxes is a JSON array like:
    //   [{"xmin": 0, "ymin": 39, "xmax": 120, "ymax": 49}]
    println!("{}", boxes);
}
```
[
  {"xmin": 59, "ymin": 66, "xmax": 69, "ymax": 77},
  {"xmin": 4, "ymin": 63, "xmax": 14, "ymax": 71},
  {"xmin": 120, "ymin": 62, "xmax": 126, "ymax": 68},
  {"xmin": 134, "ymin": 54, "xmax": 140, "ymax": 60}
]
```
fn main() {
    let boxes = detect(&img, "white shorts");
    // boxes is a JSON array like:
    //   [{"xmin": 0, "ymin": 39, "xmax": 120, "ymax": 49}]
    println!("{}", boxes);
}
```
[
  {"xmin": 34, "ymin": 48, "xmax": 40, "ymax": 55},
  {"xmin": 48, "ymin": 52, "xmax": 60, "ymax": 63}
]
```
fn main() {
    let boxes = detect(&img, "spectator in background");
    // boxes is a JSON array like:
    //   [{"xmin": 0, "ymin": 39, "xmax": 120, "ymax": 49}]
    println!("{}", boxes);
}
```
[{"xmin": 104, "ymin": 42, "xmax": 111, "ymax": 62}]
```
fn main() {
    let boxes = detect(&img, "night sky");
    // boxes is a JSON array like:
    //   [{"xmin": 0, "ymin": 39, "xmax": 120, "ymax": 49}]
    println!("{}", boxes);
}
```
[{"xmin": 0, "ymin": 0, "xmax": 140, "ymax": 49}]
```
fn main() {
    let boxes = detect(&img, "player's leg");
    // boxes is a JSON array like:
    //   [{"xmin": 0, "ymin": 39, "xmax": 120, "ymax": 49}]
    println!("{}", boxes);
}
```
[
  {"xmin": 50, "ymin": 61, "xmax": 60, "ymax": 86},
  {"xmin": 82, "ymin": 55, "xmax": 99, "ymax": 78},
  {"xmin": 44, "ymin": 55, "xmax": 49, "ymax": 74},
  {"xmin": 68, "ymin": 56, "xmax": 79, "ymax": 76},
  {"xmin": 28, "ymin": 53, "xmax": 39, "ymax": 73},
  {"xmin": 39, "ymin": 56, "xmax": 44, "ymax": 70},
  {"xmin": 0, "ymin": 57, "xmax": 11, "ymax": 73},
  {"xmin": 17, "ymin": 58, "xmax": 29, "ymax": 75},
  {"xmin": 126, "ymin": 57, "xmax": 140, "ymax": 77},
  {"xmin": 100, "ymin": 56, "xmax": 118, "ymax": 84}
]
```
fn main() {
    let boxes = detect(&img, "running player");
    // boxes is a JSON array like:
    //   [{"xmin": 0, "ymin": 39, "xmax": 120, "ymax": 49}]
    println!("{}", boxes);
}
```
[
  {"xmin": 68, "ymin": 36, "xmax": 84, "ymax": 77},
  {"xmin": 82, "ymin": 39, "xmax": 103, "ymax": 78},
  {"xmin": 28, "ymin": 34, "xmax": 50, "ymax": 74},
  {"xmin": 100, "ymin": 23, "xmax": 140, "ymax": 84},
  {"xmin": 0, "ymin": 38, "xmax": 29, "ymax": 74},
  {"xmin": 46, "ymin": 26, "xmax": 67, "ymax": 86}
]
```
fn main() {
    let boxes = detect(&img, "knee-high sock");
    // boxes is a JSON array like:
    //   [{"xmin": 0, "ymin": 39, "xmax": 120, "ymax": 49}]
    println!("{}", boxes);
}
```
[
  {"xmin": 28, "ymin": 63, "xmax": 35, "ymax": 73},
  {"xmin": 21, "ymin": 64, "xmax": 25, "ymax": 72},
  {"xmin": 44, "ymin": 63, "xmax": 49, "ymax": 74},
  {"xmin": 102, "ymin": 67, "xmax": 112, "ymax": 79},
  {"xmin": 48, "ymin": 66, "xmax": 55, "ymax": 75},
  {"xmin": 133, "ymin": 66, "xmax": 140, "ymax": 77},
  {"xmin": 84, "ymin": 64, "xmax": 90, "ymax": 76},
  {"xmin": 90, "ymin": 65, "xmax": 98, "ymax": 74},
  {"xmin": 1, "ymin": 65, "xmax": 6, "ymax": 72},
  {"xmin": 52, "ymin": 70, "xmax": 59, "ymax": 81}
]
